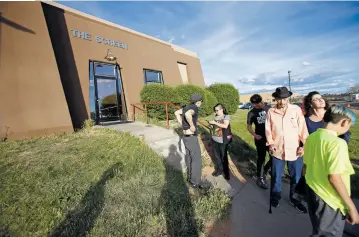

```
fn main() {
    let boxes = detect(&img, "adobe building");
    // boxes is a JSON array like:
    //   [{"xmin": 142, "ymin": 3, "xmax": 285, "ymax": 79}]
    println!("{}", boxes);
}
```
[{"xmin": 0, "ymin": 1, "xmax": 205, "ymax": 140}]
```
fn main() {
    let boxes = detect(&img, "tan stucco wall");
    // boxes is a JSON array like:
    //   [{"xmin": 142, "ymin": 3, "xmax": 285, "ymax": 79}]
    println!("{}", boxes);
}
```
[{"xmin": 0, "ymin": 2, "xmax": 73, "ymax": 140}]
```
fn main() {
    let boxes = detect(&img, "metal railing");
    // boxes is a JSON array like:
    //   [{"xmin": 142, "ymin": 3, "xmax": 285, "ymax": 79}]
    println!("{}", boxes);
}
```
[{"xmin": 130, "ymin": 102, "xmax": 209, "ymax": 129}]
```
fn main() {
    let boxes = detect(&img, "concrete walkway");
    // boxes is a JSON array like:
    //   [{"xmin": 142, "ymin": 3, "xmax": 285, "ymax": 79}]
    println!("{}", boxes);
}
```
[{"xmin": 100, "ymin": 121, "xmax": 359, "ymax": 237}]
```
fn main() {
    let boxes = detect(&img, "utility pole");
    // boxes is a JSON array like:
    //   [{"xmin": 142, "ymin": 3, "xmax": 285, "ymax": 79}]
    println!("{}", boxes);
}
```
[{"xmin": 288, "ymin": 70, "xmax": 292, "ymax": 102}]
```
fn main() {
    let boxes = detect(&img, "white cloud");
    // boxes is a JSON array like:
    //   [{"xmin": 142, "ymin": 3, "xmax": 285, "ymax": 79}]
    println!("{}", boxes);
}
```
[{"xmin": 170, "ymin": 2, "xmax": 359, "ymax": 94}]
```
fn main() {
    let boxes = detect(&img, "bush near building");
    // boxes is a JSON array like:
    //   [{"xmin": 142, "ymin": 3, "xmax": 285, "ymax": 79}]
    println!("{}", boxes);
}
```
[
  {"xmin": 175, "ymin": 84, "xmax": 217, "ymax": 117},
  {"xmin": 140, "ymin": 84, "xmax": 179, "ymax": 120},
  {"xmin": 140, "ymin": 84, "xmax": 221, "ymax": 119},
  {"xmin": 207, "ymin": 84, "xmax": 240, "ymax": 115},
  {"xmin": 202, "ymin": 89, "xmax": 219, "ymax": 117}
]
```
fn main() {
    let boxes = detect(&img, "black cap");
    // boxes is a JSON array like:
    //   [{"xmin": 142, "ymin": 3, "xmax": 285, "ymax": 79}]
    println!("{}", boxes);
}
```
[
  {"xmin": 250, "ymin": 94, "xmax": 262, "ymax": 104},
  {"xmin": 190, "ymin": 94, "xmax": 203, "ymax": 103}
]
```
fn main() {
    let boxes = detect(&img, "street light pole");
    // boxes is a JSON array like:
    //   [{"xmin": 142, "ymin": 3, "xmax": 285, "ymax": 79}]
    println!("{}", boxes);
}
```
[{"xmin": 288, "ymin": 70, "xmax": 292, "ymax": 102}]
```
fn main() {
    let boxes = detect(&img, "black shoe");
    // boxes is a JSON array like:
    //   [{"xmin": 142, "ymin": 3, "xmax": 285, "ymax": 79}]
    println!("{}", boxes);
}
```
[
  {"xmin": 224, "ymin": 174, "xmax": 230, "ymax": 180},
  {"xmin": 290, "ymin": 199, "xmax": 307, "ymax": 213},
  {"xmin": 212, "ymin": 170, "xmax": 222, "ymax": 177},
  {"xmin": 256, "ymin": 177, "xmax": 268, "ymax": 189},
  {"xmin": 271, "ymin": 199, "xmax": 279, "ymax": 208}
]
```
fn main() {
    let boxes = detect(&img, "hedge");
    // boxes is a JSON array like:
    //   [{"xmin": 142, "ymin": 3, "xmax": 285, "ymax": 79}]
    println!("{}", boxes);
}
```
[
  {"xmin": 201, "ymin": 89, "xmax": 218, "ymax": 117},
  {"xmin": 140, "ymin": 84, "xmax": 179, "ymax": 120},
  {"xmin": 207, "ymin": 83, "xmax": 239, "ymax": 115},
  {"xmin": 176, "ymin": 84, "xmax": 217, "ymax": 117}
]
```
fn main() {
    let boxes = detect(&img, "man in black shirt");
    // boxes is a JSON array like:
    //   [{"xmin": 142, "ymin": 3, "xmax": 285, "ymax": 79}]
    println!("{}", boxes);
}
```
[
  {"xmin": 174, "ymin": 94, "xmax": 203, "ymax": 188},
  {"xmin": 247, "ymin": 94, "xmax": 271, "ymax": 189}
]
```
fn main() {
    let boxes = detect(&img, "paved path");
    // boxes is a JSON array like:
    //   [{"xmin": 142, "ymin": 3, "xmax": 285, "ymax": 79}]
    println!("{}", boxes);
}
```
[{"xmin": 100, "ymin": 122, "xmax": 359, "ymax": 237}]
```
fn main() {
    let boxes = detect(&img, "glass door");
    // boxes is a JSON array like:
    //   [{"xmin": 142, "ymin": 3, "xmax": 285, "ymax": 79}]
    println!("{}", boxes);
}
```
[
  {"xmin": 89, "ymin": 61, "xmax": 125, "ymax": 124},
  {"xmin": 96, "ymin": 78, "xmax": 119, "ymax": 121}
]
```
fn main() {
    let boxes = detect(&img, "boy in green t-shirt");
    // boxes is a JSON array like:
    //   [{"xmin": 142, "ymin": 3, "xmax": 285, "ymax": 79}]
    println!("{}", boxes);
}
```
[{"xmin": 304, "ymin": 105, "xmax": 359, "ymax": 236}]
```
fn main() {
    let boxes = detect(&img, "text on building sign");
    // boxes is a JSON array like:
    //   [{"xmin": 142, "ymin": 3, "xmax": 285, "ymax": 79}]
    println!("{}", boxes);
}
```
[{"xmin": 71, "ymin": 30, "xmax": 128, "ymax": 49}]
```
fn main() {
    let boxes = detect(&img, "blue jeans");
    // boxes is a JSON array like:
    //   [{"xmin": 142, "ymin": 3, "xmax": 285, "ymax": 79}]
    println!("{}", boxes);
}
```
[{"xmin": 270, "ymin": 156, "xmax": 303, "ymax": 203}]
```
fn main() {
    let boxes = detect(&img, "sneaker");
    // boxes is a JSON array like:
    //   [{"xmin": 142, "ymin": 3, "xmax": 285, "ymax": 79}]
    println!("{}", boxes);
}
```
[
  {"xmin": 256, "ymin": 177, "xmax": 268, "ymax": 189},
  {"xmin": 290, "ymin": 199, "xmax": 308, "ymax": 213},
  {"xmin": 271, "ymin": 199, "xmax": 279, "ymax": 208}
]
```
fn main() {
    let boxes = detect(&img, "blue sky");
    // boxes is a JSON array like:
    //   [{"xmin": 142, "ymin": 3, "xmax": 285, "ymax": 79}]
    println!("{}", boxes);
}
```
[{"xmin": 58, "ymin": 1, "xmax": 359, "ymax": 95}]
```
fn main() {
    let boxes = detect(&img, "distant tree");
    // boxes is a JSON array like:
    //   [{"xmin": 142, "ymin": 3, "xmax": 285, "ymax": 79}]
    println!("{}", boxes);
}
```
[{"xmin": 348, "ymin": 84, "xmax": 359, "ymax": 94}]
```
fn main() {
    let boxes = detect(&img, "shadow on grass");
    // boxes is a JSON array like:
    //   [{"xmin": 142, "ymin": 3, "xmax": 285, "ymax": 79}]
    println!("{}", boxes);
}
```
[
  {"xmin": 48, "ymin": 163, "xmax": 122, "ymax": 237},
  {"xmin": 160, "ymin": 144, "xmax": 199, "ymax": 237}
]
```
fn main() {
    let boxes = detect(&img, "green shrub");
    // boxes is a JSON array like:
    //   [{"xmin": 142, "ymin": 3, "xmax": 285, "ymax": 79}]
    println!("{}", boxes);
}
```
[
  {"xmin": 201, "ymin": 89, "xmax": 218, "ymax": 117},
  {"xmin": 175, "ymin": 85, "xmax": 216, "ymax": 117},
  {"xmin": 207, "ymin": 83, "xmax": 239, "ymax": 115},
  {"xmin": 140, "ymin": 84, "xmax": 179, "ymax": 120}
]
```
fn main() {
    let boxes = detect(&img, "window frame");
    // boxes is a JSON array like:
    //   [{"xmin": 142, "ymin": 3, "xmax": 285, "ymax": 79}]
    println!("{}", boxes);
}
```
[{"xmin": 143, "ymin": 69, "xmax": 164, "ymax": 85}]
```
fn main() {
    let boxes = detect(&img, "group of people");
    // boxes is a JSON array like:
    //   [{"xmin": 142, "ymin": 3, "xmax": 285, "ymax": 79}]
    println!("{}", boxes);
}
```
[{"xmin": 174, "ymin": 86, "xmax": 358, "ymax": 236}]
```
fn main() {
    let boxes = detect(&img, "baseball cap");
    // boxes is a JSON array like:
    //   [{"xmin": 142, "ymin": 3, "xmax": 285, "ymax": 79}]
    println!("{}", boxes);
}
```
[{"xmin": 190, "ymin": 94, "xmax": 203, "ymax": 103}]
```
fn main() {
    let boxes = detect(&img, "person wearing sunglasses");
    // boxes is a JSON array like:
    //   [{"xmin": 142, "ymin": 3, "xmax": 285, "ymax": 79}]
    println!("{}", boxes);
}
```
[{"xmin": 208, "ymin": 104, "xmax": 233, "ymax": 180}]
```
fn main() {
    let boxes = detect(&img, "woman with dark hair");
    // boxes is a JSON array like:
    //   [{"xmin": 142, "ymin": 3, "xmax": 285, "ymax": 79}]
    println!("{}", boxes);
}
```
[
  {"xmin": 303, "ymin": 91, "xmax": 350, "ymax": 142},
  {"xmin": 208, "ymin": 104, "xmax": 233, "ymax": 180},
  {"xmin": 295, "ymin": 91, "xmax": 351, "ymax": 198}
]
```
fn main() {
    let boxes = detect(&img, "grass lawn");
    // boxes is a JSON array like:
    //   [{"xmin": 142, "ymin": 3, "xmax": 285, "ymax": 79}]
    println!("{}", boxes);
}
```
[{"xmin": 0, "ymin": 128, "xmax": 230, "ymax": 236}]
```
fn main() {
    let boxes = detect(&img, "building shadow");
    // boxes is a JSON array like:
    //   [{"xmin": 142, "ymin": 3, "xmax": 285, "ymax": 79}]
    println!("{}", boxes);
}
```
[
  {"xmin": 41, "ymin": 3, "xmax": 88, "ymax": 130},
  {"xmin": 160, "ymin": 144, "xmax": 199, "ymax": 237},
  {"xmin": 48, "ymin": 163, "xmax": 122, "ymax": 237}
]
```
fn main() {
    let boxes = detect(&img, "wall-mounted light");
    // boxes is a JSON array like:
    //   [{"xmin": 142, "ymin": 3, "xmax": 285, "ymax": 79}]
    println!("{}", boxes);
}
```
[{"xmin": 105, "ymin": 49, "xmax": 117, "ymax": 61}]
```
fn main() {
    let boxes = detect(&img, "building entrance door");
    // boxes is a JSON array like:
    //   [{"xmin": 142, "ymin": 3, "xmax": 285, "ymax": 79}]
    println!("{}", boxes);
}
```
[{"xmin": 89, "ymin": 61, "xmax": 126, "ymax": 124}]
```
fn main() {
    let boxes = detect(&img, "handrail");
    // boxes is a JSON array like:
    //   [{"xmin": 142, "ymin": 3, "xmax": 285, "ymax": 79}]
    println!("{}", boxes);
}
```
[{"xmin": 130, "ymin": 101, "xmax": 210, "ymax": 129}]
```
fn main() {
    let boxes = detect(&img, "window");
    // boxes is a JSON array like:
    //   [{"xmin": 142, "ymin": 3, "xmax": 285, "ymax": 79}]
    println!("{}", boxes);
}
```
[
  {"xmin": 177, "ymin": 62, "xmax": 189, "ymax": 84},
  {"xmin": 144, "ymin": 69, "xmax": 163, "ymax": 85}
]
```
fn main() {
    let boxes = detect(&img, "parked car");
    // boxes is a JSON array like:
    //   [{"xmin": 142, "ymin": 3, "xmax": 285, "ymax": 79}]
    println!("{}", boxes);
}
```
[
  {"xmin": 238, "ymin": 102, "xmax": 245, "ymax": 109},
  {"xmin": 241, "ymin": 102, "xmax": 252, "ymax": 110}
]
